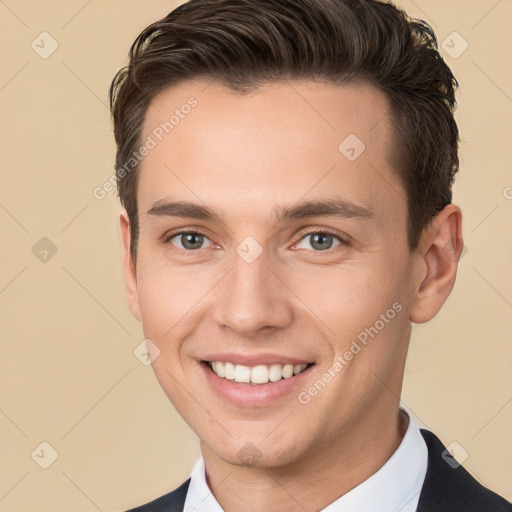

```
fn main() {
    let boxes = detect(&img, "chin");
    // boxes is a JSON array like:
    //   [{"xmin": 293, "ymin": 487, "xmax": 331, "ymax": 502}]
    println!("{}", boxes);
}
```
[{"xmin": 206, "ymin": 434, "xmax": 310, "ymax": 469}]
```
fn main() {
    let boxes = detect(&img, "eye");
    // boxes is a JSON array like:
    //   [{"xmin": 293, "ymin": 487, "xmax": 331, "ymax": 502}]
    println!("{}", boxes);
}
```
[
  {"xmin": 164, "ymin": 228, "xmax": 348, "ymax": 253},
  {"xmin": 165, "ymin": 230, "xmax": 213, "ymax": 251},
  {"xmin": 293, "ymin": 230, "xmax": 347, "ymax": 252}
]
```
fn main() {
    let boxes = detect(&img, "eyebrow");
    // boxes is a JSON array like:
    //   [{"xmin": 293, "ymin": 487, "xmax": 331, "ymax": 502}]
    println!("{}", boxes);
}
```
[{"xmin": 146, "ymin": 197, "xmax": 374, "ymax": 225}]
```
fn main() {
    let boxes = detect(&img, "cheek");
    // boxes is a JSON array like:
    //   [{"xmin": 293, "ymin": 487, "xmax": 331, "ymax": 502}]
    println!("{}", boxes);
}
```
[
  {"xmin": 137, "ymin": 276, "xmax": 174, "ymax": 340},
  {"xmin": 292, "ymin": 259, "xmax": 408, "ymax": 400},
  {"xmin": 135, "ymin": 257, "xmax": 209, "ymax": 338},
  {"xmin": 289, "ymin": 261, "xmax": 400, "ymax": 336}
]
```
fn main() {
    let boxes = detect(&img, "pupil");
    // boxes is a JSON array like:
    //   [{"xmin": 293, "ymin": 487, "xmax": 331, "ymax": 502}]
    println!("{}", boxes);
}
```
[
  {"xmin": 311, "ymin": 233, "xmax": 332, "ymax": 250},
  {"xmin": 183, "ymin": 233, "xmax": 203, "ymax": 249}
]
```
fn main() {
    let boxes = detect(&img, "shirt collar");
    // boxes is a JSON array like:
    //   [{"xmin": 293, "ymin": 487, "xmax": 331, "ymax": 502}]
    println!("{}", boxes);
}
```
[{"xmin": 183, "ymin": 407, "xmax": 428, "ymax": 512}]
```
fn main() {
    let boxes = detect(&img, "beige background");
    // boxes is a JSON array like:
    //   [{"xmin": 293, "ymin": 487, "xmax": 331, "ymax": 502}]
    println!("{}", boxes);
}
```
[{"xmin": 1, "ymin": 0, "xmax": 511, "ymax": 510}]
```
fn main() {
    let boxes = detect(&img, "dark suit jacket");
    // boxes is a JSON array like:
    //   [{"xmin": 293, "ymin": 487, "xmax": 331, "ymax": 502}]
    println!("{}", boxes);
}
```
[{"xmin": 126, "ymin": 429, "xmax": 511, "ymax": 511}]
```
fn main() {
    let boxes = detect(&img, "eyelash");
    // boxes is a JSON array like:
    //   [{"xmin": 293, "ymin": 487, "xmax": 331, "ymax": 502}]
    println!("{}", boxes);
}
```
[{"xmin": 163, "ymin": 228, "xmax": 349, "ymax": 254}]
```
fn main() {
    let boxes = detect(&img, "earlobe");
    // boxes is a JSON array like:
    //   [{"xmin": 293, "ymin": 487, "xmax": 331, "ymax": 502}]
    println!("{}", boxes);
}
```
[
  {"xmin": 409, "ymin": 204, "xmax": 463, "ymax": 324},
  {"xmin": 119, "ymin": 210, "xmax": 142, "ymax": 321}
]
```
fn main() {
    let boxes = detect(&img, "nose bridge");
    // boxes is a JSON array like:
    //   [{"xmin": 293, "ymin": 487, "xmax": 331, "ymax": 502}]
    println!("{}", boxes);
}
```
[{"xmin": 212, "ymin": 243, "xmax": 293, "ymax": 335}]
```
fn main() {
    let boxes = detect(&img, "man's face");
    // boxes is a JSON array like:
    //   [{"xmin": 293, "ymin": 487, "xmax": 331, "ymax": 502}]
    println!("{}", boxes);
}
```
[{"xmin": 125, "ymin": 79, "xmax": 422, "ymax": 467}]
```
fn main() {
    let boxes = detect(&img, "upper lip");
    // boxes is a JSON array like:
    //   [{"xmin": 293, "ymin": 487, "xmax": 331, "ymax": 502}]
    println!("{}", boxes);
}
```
[{"xmin": 201, "ymin": 352, "xmax": 315, "ymax": 367}]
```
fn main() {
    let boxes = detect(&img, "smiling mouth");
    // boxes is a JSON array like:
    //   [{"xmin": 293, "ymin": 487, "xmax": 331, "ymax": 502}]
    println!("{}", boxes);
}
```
[{"xmin": 202, "ymin": 360, "xmax": 316, "ymax": 385}]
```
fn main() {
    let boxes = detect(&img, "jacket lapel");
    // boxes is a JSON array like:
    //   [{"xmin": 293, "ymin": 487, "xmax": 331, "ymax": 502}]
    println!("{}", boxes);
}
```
[{"xmin": 416, "ymin": 429, "xmax": 511, "ymax": 512}]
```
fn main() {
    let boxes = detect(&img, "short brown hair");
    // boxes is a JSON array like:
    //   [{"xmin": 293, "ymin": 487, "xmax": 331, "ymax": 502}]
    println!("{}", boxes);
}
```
[{"xmin": 109, "ymin": 0, "xmax": 460, "ymax": 264}]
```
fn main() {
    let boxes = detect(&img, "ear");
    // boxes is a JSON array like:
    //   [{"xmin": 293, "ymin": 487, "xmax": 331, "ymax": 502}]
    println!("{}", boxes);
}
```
[
  {"xmin": 409, "ymin": 204, "xmax": 463, "ymax": 324},
  {"xmin": 119, "ymin": 210, "xmax": 142, "ymax": 321}
]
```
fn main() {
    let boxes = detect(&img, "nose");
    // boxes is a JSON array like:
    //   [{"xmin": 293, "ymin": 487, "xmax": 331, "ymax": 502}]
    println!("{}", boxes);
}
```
[{"xmin": 212, "ymin": 248, "xmax": 294, "ymax": 337}]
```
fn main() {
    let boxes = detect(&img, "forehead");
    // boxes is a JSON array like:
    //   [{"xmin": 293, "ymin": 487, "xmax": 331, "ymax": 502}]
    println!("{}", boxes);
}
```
[{"xmin": 137, "ymin": 79, "xmax": 404, "ymax": 225}]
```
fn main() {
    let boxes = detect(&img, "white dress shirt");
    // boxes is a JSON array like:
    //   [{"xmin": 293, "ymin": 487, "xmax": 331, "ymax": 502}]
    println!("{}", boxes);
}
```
[{"xmin": 183, "ymin": 408, "xmax": 428, "ymax": 512}]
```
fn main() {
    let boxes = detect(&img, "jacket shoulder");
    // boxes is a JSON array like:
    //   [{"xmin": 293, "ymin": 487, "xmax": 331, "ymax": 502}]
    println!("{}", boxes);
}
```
[
  {"xmin": 418, "ymin": 429, "xmax": 511, "ymax": 512},
  {"xmin": 125, "ymin": 477, "xmax": 191, "ymax": 512}
]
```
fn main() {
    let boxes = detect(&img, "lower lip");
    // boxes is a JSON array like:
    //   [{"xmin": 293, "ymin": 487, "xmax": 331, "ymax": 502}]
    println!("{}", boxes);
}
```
[{"xmin": 199, "ymin": 361, "xmax": 315, "ymax": 407}]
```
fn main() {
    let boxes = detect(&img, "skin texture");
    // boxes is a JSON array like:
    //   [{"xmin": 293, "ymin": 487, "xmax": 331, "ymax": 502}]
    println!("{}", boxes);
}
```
[{"xmin": 119, "ymin": 79, "xmax": 463, "ymax": 511}]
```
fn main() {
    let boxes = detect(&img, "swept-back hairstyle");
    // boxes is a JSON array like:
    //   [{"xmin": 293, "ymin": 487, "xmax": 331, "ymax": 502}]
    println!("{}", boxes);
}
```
[{"xmin": 109, "ymin": 0, "xmax": 460, "ymax": 264}]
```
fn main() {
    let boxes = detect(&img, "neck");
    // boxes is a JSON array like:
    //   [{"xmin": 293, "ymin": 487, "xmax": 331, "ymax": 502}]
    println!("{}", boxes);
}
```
[{"xmin": 200, "ymin": 404, "xmax": 408, "ymax": 512}]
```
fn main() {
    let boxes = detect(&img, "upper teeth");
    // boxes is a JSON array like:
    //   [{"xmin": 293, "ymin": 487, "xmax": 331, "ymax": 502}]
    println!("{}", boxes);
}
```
[{"xmin": 210, "ymin": 361, "xmax": 309, "ymax": 384}]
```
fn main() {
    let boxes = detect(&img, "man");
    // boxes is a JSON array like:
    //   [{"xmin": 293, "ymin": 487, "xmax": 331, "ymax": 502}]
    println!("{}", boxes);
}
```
[{"xmin": 109, "ymin": 0, "xmax": 511, "ymax": 510}]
